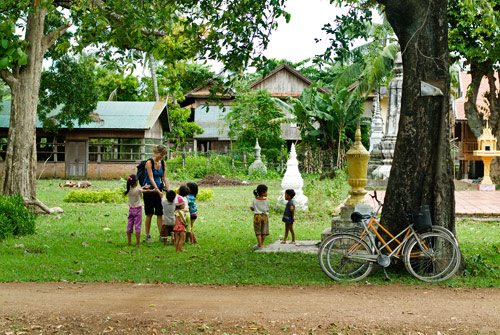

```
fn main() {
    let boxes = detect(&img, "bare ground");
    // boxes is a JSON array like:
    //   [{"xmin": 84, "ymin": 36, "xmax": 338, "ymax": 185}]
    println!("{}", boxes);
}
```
[{"xmin": 1, "ymin": 283, "xmax": 499, "ymax": 334}]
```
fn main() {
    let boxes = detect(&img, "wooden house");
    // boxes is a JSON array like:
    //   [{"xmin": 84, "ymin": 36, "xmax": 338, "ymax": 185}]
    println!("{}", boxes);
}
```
[
  {"xmin": 181, "ymin": 64, "xmax": 330, "ymax": 152},
  {"xmin": 0, "ymin": 101, "xmax": 170, "ymax": 179}
]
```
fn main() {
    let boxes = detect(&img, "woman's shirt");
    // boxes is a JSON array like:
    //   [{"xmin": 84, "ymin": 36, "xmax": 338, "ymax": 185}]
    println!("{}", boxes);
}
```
[{"xmin": 144, "ymin": 159, "xmax": 164, "ymax": 188}]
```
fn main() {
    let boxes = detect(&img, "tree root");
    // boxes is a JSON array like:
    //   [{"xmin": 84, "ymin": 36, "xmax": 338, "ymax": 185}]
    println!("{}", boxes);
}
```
[{"xmin": 23, "ymin": 197, "xmax": 64, "ymax": 214}]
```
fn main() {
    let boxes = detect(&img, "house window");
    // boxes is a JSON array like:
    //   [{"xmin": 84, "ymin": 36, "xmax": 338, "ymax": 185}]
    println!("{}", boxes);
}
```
[
  {"xmin": 36, "ymin": 137, "xmax": 65, "ymax": 162},
  {"xmin": 88, "ymin": 138, "xmax": 159, "ymax": 162}
]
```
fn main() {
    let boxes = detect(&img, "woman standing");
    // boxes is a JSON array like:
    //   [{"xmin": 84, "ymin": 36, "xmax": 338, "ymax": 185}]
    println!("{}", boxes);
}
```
[{"xmin": 143, "ymin": 144, "xmax": 170, "ymax": 243}]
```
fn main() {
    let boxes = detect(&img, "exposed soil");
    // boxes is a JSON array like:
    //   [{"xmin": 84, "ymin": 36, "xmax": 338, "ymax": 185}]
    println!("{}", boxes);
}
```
[
  {"xmin": 454, "ymin": 179, "xmax": 479, "ymax": 191},
  {"xmin": 1, "ymin": 282, "xmax": 499, "ymax": 334},
  {"xmin": 198, "ymin": 174, "xmax": 249, "ymax": 187}
]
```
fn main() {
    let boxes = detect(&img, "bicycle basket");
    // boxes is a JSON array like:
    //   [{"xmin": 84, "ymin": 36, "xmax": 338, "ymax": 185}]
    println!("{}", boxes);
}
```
[{"xmin": 412, "ymin": 205, "xmax": 432, "ymax": 233}]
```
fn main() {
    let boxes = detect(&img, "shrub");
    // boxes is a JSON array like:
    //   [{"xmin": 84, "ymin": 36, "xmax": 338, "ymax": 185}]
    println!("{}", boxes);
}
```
[
  {"xmin": 197, "ymin": 188, "xmax": 214, "ymax": 201},
  {"xmin": 0, "ymin": 194, "xmax": 36, "ymax": 241},
  {"xmin": 64, "ymin": 188, "xmax": 126, "ymax": 203},
  {"xmin": 170, "ymin": 187, "xmax": 214, "ymax": 202}
]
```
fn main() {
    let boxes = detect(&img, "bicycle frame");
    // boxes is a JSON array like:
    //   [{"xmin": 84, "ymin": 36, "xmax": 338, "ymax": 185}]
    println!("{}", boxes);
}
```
[{"xmin": 355, "ymin": 216, "xmax": 421, "ymax": 260}]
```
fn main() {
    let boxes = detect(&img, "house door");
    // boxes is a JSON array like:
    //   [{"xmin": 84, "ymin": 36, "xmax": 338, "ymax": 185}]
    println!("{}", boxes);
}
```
[{"xmin": 65, "ymin": 141, "xmax": 88, "ymax": 178}]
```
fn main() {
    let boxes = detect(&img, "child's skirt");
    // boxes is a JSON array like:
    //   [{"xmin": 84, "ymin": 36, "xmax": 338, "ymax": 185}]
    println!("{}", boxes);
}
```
[{"xmin": 173, "ymin": 216, "xmax": 186, "ymax": 232}]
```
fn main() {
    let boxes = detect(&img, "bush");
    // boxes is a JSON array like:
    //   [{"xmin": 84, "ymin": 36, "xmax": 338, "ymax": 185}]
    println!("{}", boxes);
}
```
[
  {"xmin": 170, "ymin": 187, "xmax": 214, "ymax": 202},
  {"xmin": 197, "ymin": 188, "xmax": 214, "ymax": 201},
  {"xmin": 0, "ymin": 194, "xmax": 36, "ymax": 241},
  {"xmin": 64, "ymin": 188, "xmax": 126, "ymax": 203}
]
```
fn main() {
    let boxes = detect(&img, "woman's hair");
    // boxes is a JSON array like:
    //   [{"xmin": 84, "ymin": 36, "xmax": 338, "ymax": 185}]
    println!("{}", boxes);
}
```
[
  {"xmin": 153, "ymin": 144, "xmax": 168, "ymax": 156},
  {"xmin": 166, "ymin": 190, "xmax": 177, "ymax": 202},
  {"xmin": 125, "ymin": 174, "xmax": 138, "ymax": 195},
  {"xmin": 253, "ymin": 184, "xmax": 268, "ymax": 197},
  {"xmin": 285, "ymin": 189, "xmax": 296, "ymax": 199},
  {"xmin": 178, "ymin": 185, "xmax": 189, "ymax": 197},
  {"xmin": 187, "ymin": 182, "xmax": 198, "ymax": 197}
]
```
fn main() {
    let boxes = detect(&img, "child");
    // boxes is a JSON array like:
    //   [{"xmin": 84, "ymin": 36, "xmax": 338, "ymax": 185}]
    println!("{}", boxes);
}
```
[
  {"xmin": 186, "ymin": 182, "xmax": 199, "ymax": 244},
  {"xmin": 124, "ymin": 174, "xmax": 152, "ymax": 246},
  {"xmin": 250, "ymin": 184, "xmax": 269, "ymax": 250},
  {"xmin": 177, "ymin": 185, "xmax": 192, "ymax": 242},
  {"xmin": 161, "ymin": 190, "xmax": 177, "ymax": 245},
  {"xmin": 281, "ymin": 189, "xmax": 296, "ymax": 244},
  {"xmin": 173, "ymin": 197, "xmax": 188, "ymax": 252}
]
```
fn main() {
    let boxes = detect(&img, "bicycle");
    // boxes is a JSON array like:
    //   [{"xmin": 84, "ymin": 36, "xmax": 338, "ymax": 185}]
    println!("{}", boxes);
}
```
[{"xmin": 318, "ymin": 191, "xmax": 461, "ymax": 282}]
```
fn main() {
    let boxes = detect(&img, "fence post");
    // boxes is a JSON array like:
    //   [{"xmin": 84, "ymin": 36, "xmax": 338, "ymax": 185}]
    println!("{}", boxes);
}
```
[
  {"xmin": 232, "ymin": 151, "xmax": 235, "ymax": 167},
  {"xmin": 182, "ymin": 151, "xmax": 186, "ymax": 168},
  {"xmin": 206, "ymin": 151, "xmax": 210, "ymax": 169},
  {"xmin": 243, "ymin": 152, "xmax": 247, "ymax": 168},
  {"xmin": 97, "ymin": 138, "xmax": 101, "ymax": 179}
]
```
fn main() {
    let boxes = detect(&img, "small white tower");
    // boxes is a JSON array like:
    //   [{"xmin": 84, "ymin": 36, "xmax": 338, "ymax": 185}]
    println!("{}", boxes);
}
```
[
  {"xmin": 277, "ymin": 143, "xmax": 308, "ymax": 210},
  {"xmin": 248, "ymin": 139, "xmax": 267, "ymax": 175}
]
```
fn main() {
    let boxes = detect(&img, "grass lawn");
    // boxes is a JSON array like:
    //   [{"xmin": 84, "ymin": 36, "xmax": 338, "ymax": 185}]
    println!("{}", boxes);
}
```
[{"xmin": 0, "ymin": 178, "xmax": 498, "ymax": 287}]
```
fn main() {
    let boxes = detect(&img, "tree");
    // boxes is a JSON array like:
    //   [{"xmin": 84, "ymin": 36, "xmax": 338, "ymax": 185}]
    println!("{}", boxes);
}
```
[
  {"xmin": 0, "ymin": 0, "xmax": 288, "ymax": 211},
  {"xmin": 225, "ymin": 88, "xmax": 285, "ymax": 162},
  {"xmin": 332, "ymin": 0, "xmax": 454, "ymax": 235},
  {"xmin": 448, "ymin": 0, "xmax": 500, "ymax": 137}
]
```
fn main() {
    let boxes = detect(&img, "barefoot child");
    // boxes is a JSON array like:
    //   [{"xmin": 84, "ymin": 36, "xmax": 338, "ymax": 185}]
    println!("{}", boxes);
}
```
[
  {"xmin": 281, "ymin": 189, "xmax": 296, "ymax": 244},
  {"xmin": 177, "ymin": 185, "xmax": 192, "ymax": 243},
  {"xmin": 161, "ymin": 190, "xmax": 177, "ymax": 245},
  {"xmin": 124, "ymin": 174, "xmax": 153, "ymax": 246},
  {"xmin": 186, "ymin": 182, "xmax": 199, "ymax": 244},
  {"xmin": 250, "ymin": 184, "xmax": 269, "ymax": 250},
  {"xmin": 173, "ymin": 197, "xmax": 188, "ymax": 252}
]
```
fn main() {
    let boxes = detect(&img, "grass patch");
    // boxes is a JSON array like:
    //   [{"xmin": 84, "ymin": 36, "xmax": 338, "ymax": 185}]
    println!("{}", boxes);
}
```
[{"xmin": 0, "ymin": 178, "xmax": 498, "ymax": 287}]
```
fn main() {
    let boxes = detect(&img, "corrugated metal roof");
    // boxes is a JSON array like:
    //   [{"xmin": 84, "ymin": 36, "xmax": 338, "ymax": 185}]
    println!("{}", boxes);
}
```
[{"xmin": 0, "ymin": 101, "xmax": 167, "ymax": 130}]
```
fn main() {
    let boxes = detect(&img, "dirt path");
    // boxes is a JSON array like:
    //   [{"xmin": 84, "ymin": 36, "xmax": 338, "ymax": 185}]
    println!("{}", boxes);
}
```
[{"xmin": 1, "ymin": 283, "xmax": 499, "ymax": 335}]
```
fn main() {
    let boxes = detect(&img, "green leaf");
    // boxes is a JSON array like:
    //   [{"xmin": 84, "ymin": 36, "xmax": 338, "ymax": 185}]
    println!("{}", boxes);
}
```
[
  {"xmin": 1, "ymin": 40, "xmax": 7, "ymax": 49},
  {"xmin": 0, "ymin": 57, "xmax": 9, "ymax": 69}
]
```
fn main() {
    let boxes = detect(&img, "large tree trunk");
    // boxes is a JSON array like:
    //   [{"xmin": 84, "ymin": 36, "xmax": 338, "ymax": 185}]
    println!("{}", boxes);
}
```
[
  {"xmin": 378, "ymin": 0, "xmax": 455, "ymax": 234},
  {"xmin": 1, "ymin": 7, "xmax": 48, "ymax": 204},
  {"xmin": 0, "ymin": 3, "xmax": 69, "ymax": 213}
]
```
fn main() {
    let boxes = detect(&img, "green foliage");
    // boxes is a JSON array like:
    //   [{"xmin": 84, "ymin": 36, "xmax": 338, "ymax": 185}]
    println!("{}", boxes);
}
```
[
  {"xmin": 64, "ymin": 188, "xmax": 126, "ymax": 204},
  {"xmin": 0, "ymin": 194, "xmax": 36, "ymax": 241},
  {"xmin": 226, "ymin": 88, "xmax": 285, "ymax": 162},
  {"xmin": 168, "ymin": 154, "xmax": 241, "ymax": 179},
  {"xmin": 0, "ymin": 20, "xmax": 28, "ymax": 70},
  {"xmin": 38, "ymin": 55, "xmax": 100, "ymax": 132},
  {"xmin": 303, "ymin": 170, "xmax": 349, "ymax": 215},
  {"xmin": 197, "ymin": 189, "xmax": 214, "ymax": 202},
  {"xmin": 95, "ymin": 65, "xmax": 141, "ymax": 101}
]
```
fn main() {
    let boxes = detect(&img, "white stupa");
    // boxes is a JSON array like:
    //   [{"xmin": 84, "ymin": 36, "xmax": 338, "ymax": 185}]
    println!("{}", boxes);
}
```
[
  {"xmin": 248, "ymin": 139, "xmax": 267, "ymax": 175},
  {"xmin": 277, "ymin": 143, "xmax": 308, "ymax": 210}
]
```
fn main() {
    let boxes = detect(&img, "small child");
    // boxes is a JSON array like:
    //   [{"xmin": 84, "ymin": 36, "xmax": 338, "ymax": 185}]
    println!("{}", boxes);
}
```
[
  {"xmin": 173, "ymin": 197, "xmax": 188, "ymax": 252},
  {"xmin": 124, "ymin": 174, "xmax": 152, "ymax": 246},
  {"xmin": 161, "ymin": 190, "xmax": 177, "ymax": 245},
  {"xmin": 250, "ymin": 184, "xmax": 269, "ymax": 250},
  {"xmin": 281, "ymin": 189, "xmax": 296, "ymax": 244},
  {"xmin": 177, "ymin": 185, "xmax": 192, "ymax": 242},
  {"xmin": 186, "ymin": 182, "xmax": 198, "ymax": 244}
]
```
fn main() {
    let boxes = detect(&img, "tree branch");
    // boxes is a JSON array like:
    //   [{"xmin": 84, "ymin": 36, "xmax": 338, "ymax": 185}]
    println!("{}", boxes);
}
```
[
  {"xmin": 0, "ymin": 69, "xmax": 17, "ymax": 87},
  {"xmin": 42, "ymin": 23, "xmax": 72, "ymax": 51},
  {"xmin": 92, "ymin": 0, "xmax": 167, "ymax": 37}
]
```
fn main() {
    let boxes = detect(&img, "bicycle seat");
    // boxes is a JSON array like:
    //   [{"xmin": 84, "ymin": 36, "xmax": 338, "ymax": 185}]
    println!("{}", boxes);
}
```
[{"xmin": 351, "ymin": 211, "xmax": 371, "ymax": 222}]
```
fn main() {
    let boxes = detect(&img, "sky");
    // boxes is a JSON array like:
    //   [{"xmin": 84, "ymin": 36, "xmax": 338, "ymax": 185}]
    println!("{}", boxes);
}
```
[{"xmin": 262, "ymin": 0, "xmax": 343, "ymax": 63}]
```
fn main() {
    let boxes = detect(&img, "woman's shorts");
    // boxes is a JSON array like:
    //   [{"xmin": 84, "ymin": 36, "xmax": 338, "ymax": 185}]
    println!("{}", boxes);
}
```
[
  {"xmin": 253, "ymin": 214, "xmax": 269, "ymax": 236},
  {"xmin": 143, "ymin": 192, "xmax": 163, "ymax": 216}
]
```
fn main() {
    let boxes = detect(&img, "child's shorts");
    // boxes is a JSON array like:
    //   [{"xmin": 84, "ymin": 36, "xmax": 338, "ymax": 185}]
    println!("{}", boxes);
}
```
[
  {"xmin": 253, "ymin": 214, "xmax": 269, "ymax": 236},
  {"xmin": 160, "ymin": 225, "xmax": 174, "ymax": 240}
]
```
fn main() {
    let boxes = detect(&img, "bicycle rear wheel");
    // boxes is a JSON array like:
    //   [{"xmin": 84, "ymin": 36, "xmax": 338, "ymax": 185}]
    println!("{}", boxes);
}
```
[
  {"xmin": 404, "ymin": 231, "xmax": 460, "ymax": 282},
  {"xmin": 318, "ymin": 233, "xmax": 374, "ymax": 282}
]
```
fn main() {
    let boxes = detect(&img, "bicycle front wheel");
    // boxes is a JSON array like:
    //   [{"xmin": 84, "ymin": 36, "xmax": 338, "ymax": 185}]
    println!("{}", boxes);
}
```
[
  {"xmin": 404, "ymin": 231, "xmax": 460, "ymax": 282},
  {"xmin": 319, "ymin": 233, "xmax": 374, "ymax": 282}
]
